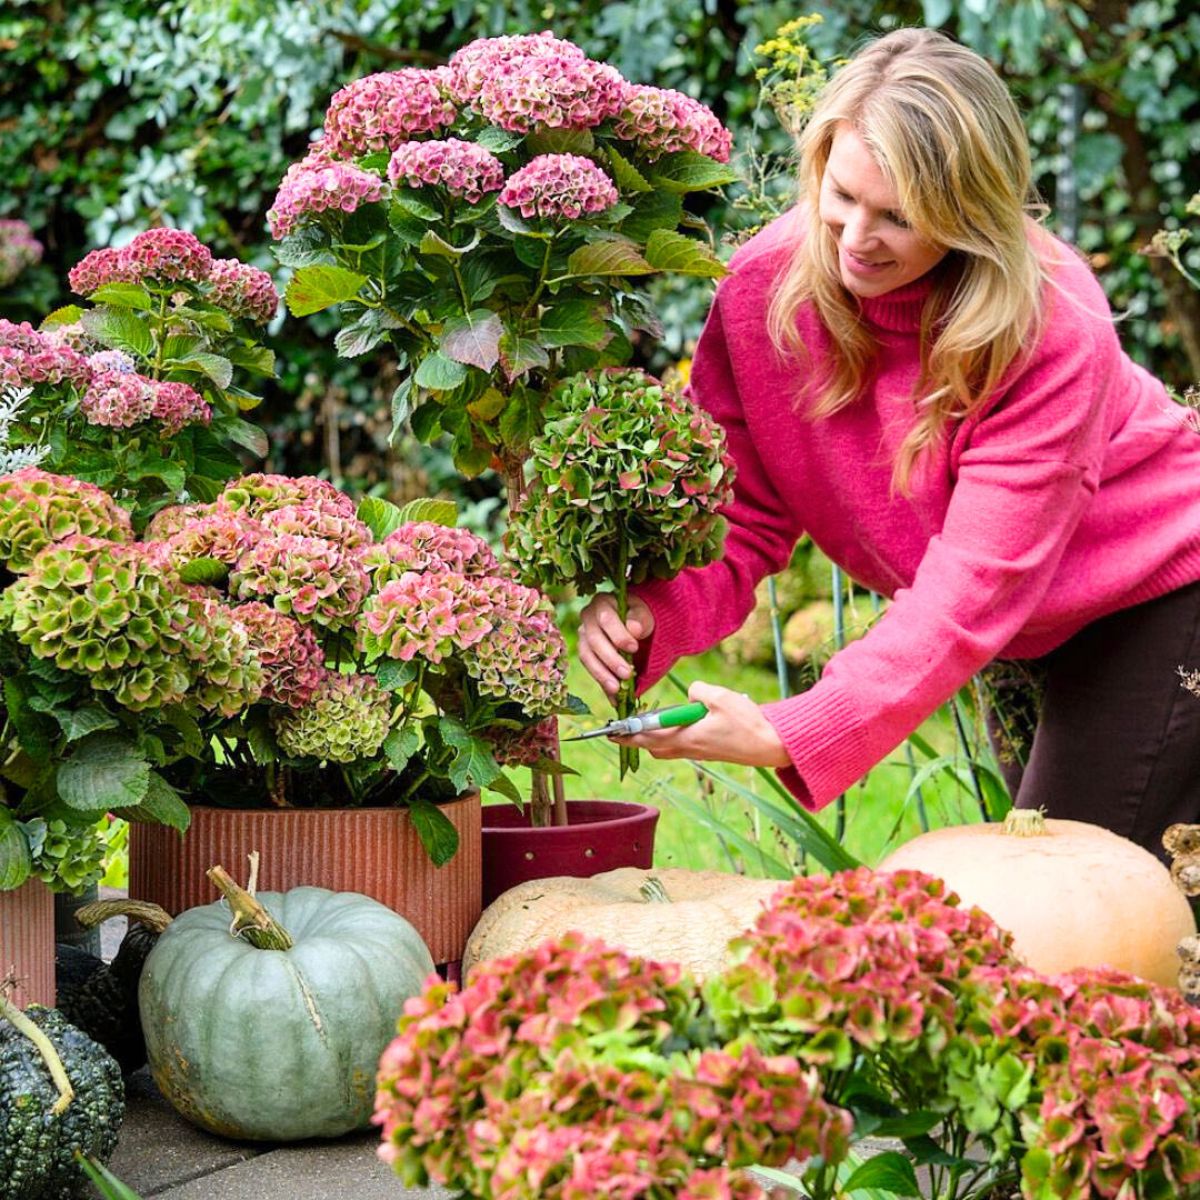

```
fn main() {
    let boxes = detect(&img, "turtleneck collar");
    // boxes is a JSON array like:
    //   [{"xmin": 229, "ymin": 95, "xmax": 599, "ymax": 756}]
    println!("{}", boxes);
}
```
[{"xmin": 857, "ymin": 271, "xmax": 937, "ymax": 334}]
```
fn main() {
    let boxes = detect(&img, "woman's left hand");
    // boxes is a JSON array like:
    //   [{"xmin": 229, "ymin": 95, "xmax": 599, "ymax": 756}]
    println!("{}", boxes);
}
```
[{"xmin": 612, "ymin": 680, "xmax": 792, "ymax": 769}]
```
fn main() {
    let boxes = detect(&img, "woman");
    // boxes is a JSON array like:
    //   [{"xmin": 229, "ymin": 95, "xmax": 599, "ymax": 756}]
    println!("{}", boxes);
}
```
[{"xmin": 578, "ymin": 27, "xmax": 1200, "ymax": 855}]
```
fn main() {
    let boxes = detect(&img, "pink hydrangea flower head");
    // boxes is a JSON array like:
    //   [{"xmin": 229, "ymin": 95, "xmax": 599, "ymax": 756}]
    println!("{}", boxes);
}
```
[
  {"xmin": 181, "ymin": 590, "xmax": 265, "ymax": 717},
  {"xmin": 79, "ymin": 370, "xmax": 156, "ymax": 428},
  {"xmin": 361, "ymin": 570, "xmax": 494, "ymax": 666},
  {"xmin": 498, "ymin": 154, "xmax": 618, "ymax": 222},
  {"xmin": 0, "ymin": 319, "xmax": 45, "ymax": 355},
  {"xmin": 444, "ymin": 32, "xmax": 586, "ymax": 104},
  {"xmin": 0, "ymin": 323, "xmax": 94, "ymax": 390},
  {"xmin": 613, "ymin": 85, "xmax": 733, "ymax": 163},
  {"xmin": 322, "ymin": 69, "xmax": 457, "ymax": 158},
  {"xmin": 484, "ymin": 717, "xmax": 558, "ymax": 768},
  {"xmin": 363, "ymin": 521, "xmax": 499, "ymax": 588},
  {"xmin": 151, "ymin": 509, "xmax": 265, "ymax": 568},
  {"xmin": 260, "ymin": 502, "xmax": 373, "ymax": 550},
  {"xmin": 219, "ymin": 473, "xmax": 357, "ymax": 521},
  {"xmin": 266, "ymin": 160, "xmax": 386, "ymax": 239},
  {"xmin": 476, "ymin": 53, "xmax": 625, "ymax": 134},
  {"xmin": 232, "ymin": 601, "xmax": 327, "ymax": 708},
  {"xmin": 230, "ymin": 532, "xmax": 370, "ymax": 628},
  {"xmin": 87, "ymin": 349, "xmax": 136, "ymax": 375},
  {"xmin": 144, "ymin": 502, "xmax": 213, "ymax": 540},
  {"xmin": 152, "ymin": 381, "xmax": 211, "ymax": 435},
  {"xmin": 0, "ymin": 219, "xmax": 43, "ymax": 287},
  {"xmin": 272, "ymin": 671, "xmax": 392, "ymax": 763},
  {"xmin": 68, "ymin": 246, "xmax": 139, "ymax": 296},
  {"xmin": 122, "ymin": 227, "xmax": 214, "ymax": 285},
  {"xmin": 0, "ymin": 468, "xmax": 132, "ymax": 573},
  {"xmin": 386, "ymin": 139, "xmax": 505, "ymax": 204},
  {"xmin": 205, "ymin": 259, "xmax": 279, "ymax": 324}
]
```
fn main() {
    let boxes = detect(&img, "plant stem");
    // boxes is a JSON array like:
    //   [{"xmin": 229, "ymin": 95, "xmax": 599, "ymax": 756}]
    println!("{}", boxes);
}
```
[
  {"xmin": 74, "ymin": 898, "xmax": 172, "ymax": 935},
  {"xmin": 521, "ymin": 239, "xmax": 554, "ymax": 319},
  {"xmin": 0, "ymin": 992, "xmax": 75, "ymax": 1115},
  {"xmin": 206, "ymin": 864, "xmax": 294, "ymax": 950}
]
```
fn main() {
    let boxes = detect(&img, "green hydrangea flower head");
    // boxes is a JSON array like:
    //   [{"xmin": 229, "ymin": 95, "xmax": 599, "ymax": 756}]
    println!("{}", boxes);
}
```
[
  {"xmin": 1, "ymin": 535, "xmax": 194, "ymax": 710},
  {"xmin": 0, "ymin": 467, "xmax": 132, "ymax": 573},
  {"xmin": 182, "ymin": 588, "xmax": 265, "ymax": 717},
  {"xmin": 272, "ymin": 672, "xmax": 392, "ymax": 764}
]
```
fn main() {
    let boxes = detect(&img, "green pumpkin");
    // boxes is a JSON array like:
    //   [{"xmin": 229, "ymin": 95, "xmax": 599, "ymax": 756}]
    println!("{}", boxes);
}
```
[{"xmin": 138, "ymin": 883, "xmax": 434, "ymax": 1141}]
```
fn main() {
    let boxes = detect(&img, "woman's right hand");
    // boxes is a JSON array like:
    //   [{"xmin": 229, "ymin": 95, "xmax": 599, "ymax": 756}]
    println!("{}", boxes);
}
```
[{"xmin": 578, "ymin": 593, "xmax": 655, "ymax": 701}]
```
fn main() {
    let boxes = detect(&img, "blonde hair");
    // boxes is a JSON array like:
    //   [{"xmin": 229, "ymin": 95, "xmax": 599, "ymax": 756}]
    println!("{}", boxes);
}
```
[{"xmin": 767, "ymin": 27, "xmax": 1051, "ymax": 492}]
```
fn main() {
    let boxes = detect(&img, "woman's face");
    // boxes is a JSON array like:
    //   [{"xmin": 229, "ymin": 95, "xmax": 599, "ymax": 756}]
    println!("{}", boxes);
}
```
[{"xmin": 818, "ymin": 123, "xmax": 948, "ymax": 298}]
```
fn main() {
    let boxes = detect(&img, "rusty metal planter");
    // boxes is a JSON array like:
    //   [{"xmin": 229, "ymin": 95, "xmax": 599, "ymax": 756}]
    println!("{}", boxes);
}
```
[{"xmin": 0, "ymin": 878, "xmax": 55, "ymax": 1008}]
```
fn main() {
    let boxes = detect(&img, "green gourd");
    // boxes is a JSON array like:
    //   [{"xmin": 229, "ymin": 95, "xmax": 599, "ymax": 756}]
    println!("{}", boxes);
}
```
[{"xmin": 138, "ymin": 868, "xmax": 434, "ymax": 1141}]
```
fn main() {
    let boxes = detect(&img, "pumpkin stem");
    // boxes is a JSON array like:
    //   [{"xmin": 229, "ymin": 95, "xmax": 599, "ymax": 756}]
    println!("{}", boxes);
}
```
[
  {"xmin": 0, "ymin": 988, "xmax": 75, "ymax": 1116},
  {"xmin": 247, "ymin": 850, "xmax": 261, "ymax": 898},
  {"xmin": 638, "ymin": 877, "xmax": 671, "ymax": 904},
  {"xmin": 1002, "ymin": 808, "xmax": 1049, "ymax": 837},
  {"xmin": 206, "ymin": 864, "xmax": 294, "ymax": 951},
  {"xmin": 74, "ymin": 898, "xmax": 173, "ymax": 934}
]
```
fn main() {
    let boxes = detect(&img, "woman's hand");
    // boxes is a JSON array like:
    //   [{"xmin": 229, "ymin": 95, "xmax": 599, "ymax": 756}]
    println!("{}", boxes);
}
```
[
  {"xmin": 578, "ymin": 593, "xmax": 655, "ymax": 700},
  {"xmin": 613, "ymin": 680, "xmax": 792, "ymax": 769}
]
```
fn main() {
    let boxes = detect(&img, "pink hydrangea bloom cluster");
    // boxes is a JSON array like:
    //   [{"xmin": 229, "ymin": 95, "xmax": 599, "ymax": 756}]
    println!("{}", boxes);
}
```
[
  {"xmin": 151, "ymin": 381, "xmax": 211, "ymax": 435},
  {"xmin": 272, "ymin": 671, "xmax": 391, "ymax": 763},
  {"xmin": 79, "ymin": 370, "xmax": 156, "ymax": 428},
  {"xmin": 374, "ymin": 933, "xmax": 851, "ymax": 1199},
  {"xmin": 0, "ymin": 468, "xmax": 131, "ymax": 573},
  {"xmin": 484, "ymin": 717, "xmax": 557, "ymax": 768},
  {"xmin": 219, "ymin": 473, "xmax": 357, "ymax": 520},
  {"xmin": 362, "ymin": 569, "xmax": 568, "ymax": 714},
  {"xmin": 266, "ymin": 160, "xmax": 385, "ymax": 239},
  {"xmin": 443, "ymin": 32, "xmax": 586, "ymax": 104},
  {"xmin": 0, "ymin": 218, "xmax": 43, "ymax": 287},
  {"xmin": 69, "ymin": 228, "xmax": 213, "ymax": 295},
  {"xmin": 0, "ymin": 320, "xmax": 92, "ymax": 391},
  {"xmin": 386, "ymin": 139, "xmax": 505, "ymax": 204},
  {"xmin": 184, "ymin": 589, "xmax": 265, "ymax": 717},
  {"xmin": 232, "ymin": 602, "xmax": 326, "ymax": 708},
  {"xmin": 475, "ymin": 53, "xmax": 625, "ymax": 134},
  {"xmin": 323, "ymin": 69, "xmax": 458, "ymax": 158},
  {"xmin": 148, "ymin": 507, "xmax": 264, "ymax": 569},
  {"xmin": 363, "ymin": 521, "xmax": 499, "ymax": 589},
  {"xmin": 498, "ymin": 154, "xmax": 618, "ymax": 222},
  {"xmin": 260, "ymin": 502, "xmax": 372, "ymax": 549},
  {"xmin": 613, "ymin": 85, "xmax": 733, "ymax": 163},
  {"xmin": 205, "ymin": 258, "xmax": 279, "ymax": 324}
]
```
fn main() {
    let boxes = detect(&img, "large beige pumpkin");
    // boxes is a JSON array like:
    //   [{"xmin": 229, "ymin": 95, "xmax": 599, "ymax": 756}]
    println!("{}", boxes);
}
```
[
  {"xmin": 462, "ymin": 867, "xmax": 785, "ymax": 980},
  {"xmin": 878, "ymin": 812, "xmax": 1197, "ymax": 988}
]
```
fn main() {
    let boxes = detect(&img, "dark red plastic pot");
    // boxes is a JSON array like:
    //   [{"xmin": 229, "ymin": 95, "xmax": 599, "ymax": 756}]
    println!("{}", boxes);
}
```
[{"xmin": 481, "ymin": 800, "xmax": 659, "ymax": 906}]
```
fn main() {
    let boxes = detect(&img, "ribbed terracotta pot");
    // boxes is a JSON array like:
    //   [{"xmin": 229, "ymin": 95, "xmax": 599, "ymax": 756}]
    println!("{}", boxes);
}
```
[
  {"xmin": 128, "ymin": 795, "xmax": 481, "ymax": 967},
  {"xmin": 1, "ymin": 879, "xmax": 55, "ymax": 1008},
  {"xmin": 481, "ymin": 800, "xmax": 659, "ymax": 906}
]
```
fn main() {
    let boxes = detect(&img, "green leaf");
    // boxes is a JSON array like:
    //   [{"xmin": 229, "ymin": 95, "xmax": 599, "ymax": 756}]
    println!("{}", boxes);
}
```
[
  {"xmin": 475, "ymin": 127, "xmax": 524, "ymax": 154},
  {"xmin": 178, "ymin": 556, "xmax": 229, "ymax": 585},
  {"xmin": 220, "ymin": 416, "xmax": 270, "ymax": 458},
  {"xmin": 55, "ymin": 706, "xmax": 120, "ymax": 743},
  {"xmin": 842, "ymin": 1152, "xmax": 920, "ymax": 1197},
  {"xmin": 647, "ymin": 150, "xmax": 739, "ymax": 193},
  {"xmin": 0, "ymin": 808, "xmax": 32, "ymax": 891},
  {"xmin": 272, "ymin": 226, "xmax": 332, "ymax": 269},
  {"xmin": 127, "ymin": 456, "xmax": 187, "ymax": 492},
  {"xmin": 408, "ymin": 798, "xmax": 460, "ymax": 867},
  {"xmin": 357, "ymin": 495, "xmax": 406, "ymax": 541},
  {"xmin": 414, "ymin": 351, "xmax": 468, "ymax": 391},
  {"xmin": 440, "ymin": 309, "xmax": 503, "ymax": 371},
  {"xmin": 376, "ymin": 661, "xmax": 418, "ymax": 694},
  {"xmin": 468, "ymin": 387, "xmax": 508, "ymax": 420},
  {"xmin": 498, "ymin": 389, "xmax": 541, "ymax": 452},
  {"xmin": 397, "ymin": 497, "xmax": 458, "ymax": 526},
  {"xmin": 644, "ymin": 229, "xmax": 728, "ymax": 278},
  {"xmin": 565, "ymin": 238, "xmax": 655, "ymax": 278},
  {"xmin": 177, "ymin": 352, "xmax": 234, "ymax": 390},
  {"xmin": 390, "ymin": 378, "xmax": 413, "ymax": 433},
  {"xmin": 383, "ymin": 724, "xmax": 421, "ymax": 770},
  {"xmin": 89, "ymin": 282, "xmax": 153, "ymax": 311},
  {"xmin": 80, "ymin": 307, "xmax": 154, "ymax": 359},
  {"xmin": 334, "ymin": 313, "xmax": 388, "ymax": 358},
  {"xmin": 451, "ymin": 428, "xmax": 493, "ymax": 477},
  {"xmin": 224, "ymin": 343, "xmax": 276, "ymax": 378},
  {"xmin": 391, "ymin": 192, "xmax": 440, "ymax": 221},
  {"xmin": 116, "ymin": 771, "xmax": 190, "ymax": 833},
  {"xmin": 537, "ymin": 298, "xmax": 609, "ymax": 348},
  {"xmin": 605, "ymin": 145, "xmax": 653, "ymax": 193},
  {"xmin": 285, "ymin": 264, "xmax": 368, "ymax": 316},
  {"xmin": 386, "ymin": 202, "xmax": 429, "ymax": 247},
  {"xmin": 409, "ymin": 402, "xmax": 443, "ymax": 443},
  {"xmin": 57, "ymin": 734, "xmax": 150, "ymax": 813},
  {"xmin": 76, "ymin": 1154, "xmax": 146, "ymax": 1200},
  {"xmin": 498, "ymin": 331, "xmax": 550, "ymax": 383},
  {"xmin": 525, "ymin": 128, "xmax": 596, "ymax": 156},
  {"xmin": 620, "ymin": 191, "xmax": 685, "ymax": 243},
  {"xmin": 439, "ymin": 721, "xmax": 501, "ymax": 794},
  {"xmin": 485, "ymin": 772, "xmax": 523, "ymax": 805},
  {"xmin": 40, "ymin": 304, "xmax": 85, "ymax": 329},
  {"xmin": 3, "ymin": 677, "xmax": 51, "ymax": 763},
  {"xmin": 419, "ymin": 229, "xmax": 481, "ymax": 259}
]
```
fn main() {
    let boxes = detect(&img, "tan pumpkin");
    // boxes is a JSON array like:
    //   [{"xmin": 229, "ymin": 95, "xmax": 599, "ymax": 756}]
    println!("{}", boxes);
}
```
[
  {"xmin": 878, "ymin": 811, "xmax": 1197, "ymax": 988},
  {"xmin": 462, "ymin": 867, "xmax": 785, "ymax": 980}
]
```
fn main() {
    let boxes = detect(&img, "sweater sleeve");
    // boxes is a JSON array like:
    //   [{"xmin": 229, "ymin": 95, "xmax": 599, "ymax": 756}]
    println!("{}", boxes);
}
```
[
  {"xmin": 631, "ymin": 284, "xmax": 805, "ymax": 691},
  {"xmin": 761, "ymin": 309, "xmax": 1113, "ymax": 809}
]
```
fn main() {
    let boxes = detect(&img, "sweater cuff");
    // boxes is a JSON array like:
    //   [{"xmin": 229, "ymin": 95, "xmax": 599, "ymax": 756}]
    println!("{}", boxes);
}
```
[
  {"xmin": 629, "ymin": 577, "xmax": 690, "ymax": 695},
  {"xmin": 761, "ymin": 682, "xmax": 872, "ymax": 812}
]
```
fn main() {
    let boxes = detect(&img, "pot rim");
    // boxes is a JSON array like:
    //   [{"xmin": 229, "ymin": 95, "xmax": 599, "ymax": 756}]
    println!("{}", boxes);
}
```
[{"xmin": 481, "ymin": 798, "xmax": 660, "ymax": 833}]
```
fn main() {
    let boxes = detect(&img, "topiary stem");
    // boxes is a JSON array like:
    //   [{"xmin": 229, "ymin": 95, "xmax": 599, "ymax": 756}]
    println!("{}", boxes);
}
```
[
  {"xmin": 0, "ymin": 992, "xmax": 75, "ymax": 1115},
  {"xmin": 206, "ymin": 865, "xmax": 294, "ymax": 951}
]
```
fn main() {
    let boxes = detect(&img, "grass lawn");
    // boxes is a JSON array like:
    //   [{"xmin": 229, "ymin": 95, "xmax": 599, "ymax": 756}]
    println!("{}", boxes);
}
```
[{"xmin": 494, "ymin": 638, "xmax": 999, "ymax": 878}]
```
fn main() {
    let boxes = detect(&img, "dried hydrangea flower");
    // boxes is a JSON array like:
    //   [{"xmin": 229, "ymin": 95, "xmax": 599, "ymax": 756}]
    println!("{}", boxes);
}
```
[
  {"xmin": 79, "ymin": 369, "xmax": 157, "ymax": 429},
  {"xmin": 322, "ymin": 69, "xmax": 457, "ymax": 158},
  {"xmin": 497, "ymin": 154, "xmax": 619, "ymax": 222},
  {"xmin": 613, "ymin": 84, "xmax": 733, "ymax": 163},
  {"xmin": 232, "ymin": 601, "xmax": 327, "ymax": 708},
  {"xmin": 0, "ymin": 468, "xmax": 132, "ymax": 573},
  {"xmin": 266, "ymin": 161, "xmax": 385, "ymax": 239},
  {"xmin": 272, "ymin": 672, "xmax": 392, "ymax": 763},
  {"xmin": 386, "ymin": 139, "xmax": 505, "ymax": 204},
  {"xmin": 443, "ymin": 32, "xmax": 586, "ymax": 105},
  {"xmin": 475, "ymin": 52, "xmax": 625, "ymax": 133},
  {"xmin": 151, "ymin": 381, "xmax": 211, "ymax": 435},
  {"xmin": 205, "ymin": 259, "xmax": 279, "ymax": 324}
]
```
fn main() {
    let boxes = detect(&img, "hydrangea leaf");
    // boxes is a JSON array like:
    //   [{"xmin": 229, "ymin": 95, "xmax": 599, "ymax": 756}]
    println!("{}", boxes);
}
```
[
  {"xmin": 395, "ymin": 497, "xmax": 457, "ymax": 527},
  {"xmin": 357, "ymin": 496, "xmax": 405, "ymax": 541},
  {"xmin": 80, "ymin": 307, "xmax": 154, "ymax": 359},
  {"xmin": 285, "ymin": 263, "xmax": 368, "ymax": 317},
  {"xmin": 55, "ymin": 705, "xmax": 121, "ymax": 744},
  {"xmin": 271, "ymin": 225, "xmax": 332, "ymax": 269},
  {"xmin": 177, "ymin": 352, "xmax": 234, "ymax": 390},
  {"xmin": 620, "ymin": 191, "xmax": 684, "ymax": 243},
  {"xmin": 565, "ymin": 238, "xmax": 655, "ymax": 278},
  {"xmin": 537, "ymin": 299, "xmax": 609, "ymax": 349},
  {"xmin": 842, "ymin": 1154, "xmax": 921, "ymax": 1197},
  {"xmin": 116, "ymin": 771, "xmax": 191, "ymax": 833},
  {"xmin": 39, "ymin": 304, "xmax": 85, "ymax": 329},
  {"xmin": 440, "ymin": 309, "xmax": 503, "ymax": 371},
  {"xmin": 605, "ymin": 146, "xmax": 653, "ymax": 193},
  {"xmin": 178, "ymin": 556, "xmax": 229, "ymax": 586},
  {"xmin": 0, "ymin": 808, "xmax": 32, "ymax": 891},
  {"xmin": 57, "ymin": 733, "xmax": 151, "ymax": 813},
  {"xmin": 383, "ymin": 724, "xmax": 421, "ymax": 770},
  {"xmin": 647, "ymin": 149, "xmax": 741, "ymax": 193},
  {"xmin": 88, "ymin": 282, "xmax": 153, "ymax": 311},
  {"xmin": 498, "ymin": 331, "xmax": 550, "ymax": 383},
  {"xmin": 408, "ymin": 797, "xmax": 460, "ymax": 867},
  {"xmin": 644, "ymin": 229, "xmax": 728, "ymax": 278},
  {"xmin": 414, "ymin": 351, "xmax": 469, "ymax": 392}
]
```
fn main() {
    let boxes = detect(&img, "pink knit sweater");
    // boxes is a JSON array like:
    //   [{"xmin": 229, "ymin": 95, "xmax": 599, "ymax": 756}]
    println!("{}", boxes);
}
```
[{"xmin": 632, "ymin": 211, "xmax": 1200, "ymax": 810}]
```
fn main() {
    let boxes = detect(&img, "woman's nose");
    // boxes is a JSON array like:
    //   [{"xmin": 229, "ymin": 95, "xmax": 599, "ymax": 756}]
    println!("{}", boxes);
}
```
[{"xmin": 841, "ymin": 207, "xmax": 879, "ymax": 250}]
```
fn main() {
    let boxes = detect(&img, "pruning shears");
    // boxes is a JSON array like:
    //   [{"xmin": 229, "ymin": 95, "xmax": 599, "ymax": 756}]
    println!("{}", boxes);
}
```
[{"xmin": 564, "ymin": 701, "xmax": 709, "ymax": 741}]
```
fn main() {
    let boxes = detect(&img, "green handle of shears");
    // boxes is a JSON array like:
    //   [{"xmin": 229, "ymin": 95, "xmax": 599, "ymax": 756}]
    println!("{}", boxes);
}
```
[{"xmin": 654, "ymin": 701, "xmax": 709, "ymax": 729}]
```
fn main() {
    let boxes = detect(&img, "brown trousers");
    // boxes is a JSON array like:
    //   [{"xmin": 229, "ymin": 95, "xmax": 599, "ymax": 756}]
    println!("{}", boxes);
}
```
[{"xmin": 984, "ymin": 579, "xmax": 1200, "ymax": 862}]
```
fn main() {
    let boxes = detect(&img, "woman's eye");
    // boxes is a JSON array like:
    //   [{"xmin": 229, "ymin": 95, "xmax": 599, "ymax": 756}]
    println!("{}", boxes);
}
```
[
  {"xmin": 886, "ymin": 212, "xmax": 910, "ymax": 229},
  {"xmin": 834, "ymin": 189, "xmax": 853, "ymax": 202}
]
